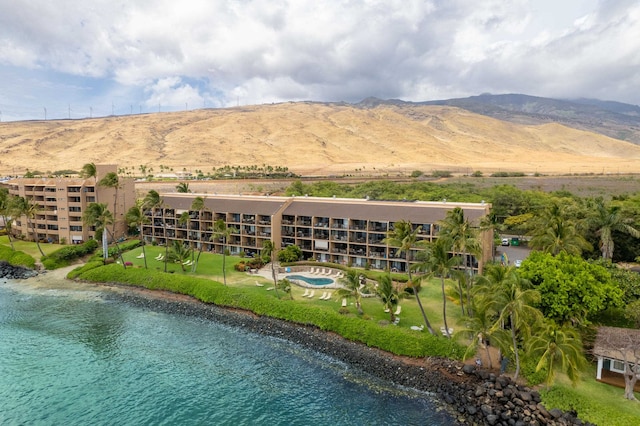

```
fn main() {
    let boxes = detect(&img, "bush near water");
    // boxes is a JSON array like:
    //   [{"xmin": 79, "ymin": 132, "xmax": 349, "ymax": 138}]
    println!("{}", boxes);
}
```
[
  {"xmin": 72, "ymin": 263, "xmax": 465, "ymax": 359},
  {"xmin": 0, "ymin": 245, "xmax": 36, "ymax": 268}
]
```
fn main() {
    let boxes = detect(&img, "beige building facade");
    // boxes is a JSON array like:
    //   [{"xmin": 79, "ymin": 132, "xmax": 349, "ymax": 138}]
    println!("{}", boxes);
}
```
[
  {"xmin": 143, "ymin": 193, "xmax": 493, "ymax": 273},
  {"xmin": 6, "ymin": 165, "xmax": 135, "ymax": 244}
]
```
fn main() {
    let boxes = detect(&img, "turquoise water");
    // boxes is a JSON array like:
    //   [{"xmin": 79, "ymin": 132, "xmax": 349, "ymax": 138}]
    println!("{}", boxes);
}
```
[
  {"xmin": 287, "ymin": 274, "xmax": 334, "ymax": 286},
  {"xmin": 0, "ymin": 279, "xmax": 451, "ymax": 425}
]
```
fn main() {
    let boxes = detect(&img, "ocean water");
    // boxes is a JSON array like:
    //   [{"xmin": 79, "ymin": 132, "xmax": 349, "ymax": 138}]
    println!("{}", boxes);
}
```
[{"xmin": 0, "ymin": 278, "xmax": 452, "ymax": 426}]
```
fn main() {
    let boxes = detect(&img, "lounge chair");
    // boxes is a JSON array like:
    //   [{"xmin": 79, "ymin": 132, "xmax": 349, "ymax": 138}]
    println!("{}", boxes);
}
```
[
  {"xmin": 182, "ymin": 260, "xmax": 192, "ymax": 266},
  {"xmin": 324, "ymin": 269, "xmax": 332, "ymax": 276},
  {"xmin": 440, "ymin": 327, "xmax": 454, "ymax": 336},
  {"xmin": 324, "ymin": 292, "xmax": 332, "ymax": 300},
  {"xmin": 384, "ymin": 307, "xmax": 390, "ymax": 313},
  {"xmin": 266, "ymin": 287, "xmax": 274, "ymax": 291},
  {"xmin": 307, "ymin": 290, "xmax": 315, "ymax": 298},
  {"xmin": 319, "ymin": 291, "xmax": 328, "ymax": 300},
  {"xmin": 155, "ymin": 254, "xmax": 163, "ymax": 260},
  {"xmin": 310, "ymin": 267, "xmax": 317, "ymax": 274},
  {"xmin": 255, "ymin": 281, "xmax": 264, "ymax": 287},
  {"xmin": 136, "ymin": 253, "xmax": 145, "ymax": 259},
  {"xmin": 394, "ymin": 305, "xmax": 402, "ymax": 316},
  {"xmin": 302, "ymin": 288, "xmax": 310, "ymax": 297},
  {"xmin": 410, "ymin": 325, "xmax": 424, "ymax": 331},
  {"xmin": 341, "ymin": 298, "xmax": 347, "ymax": 307},
  {"xmin": 393, "ymin": 317, "xmax": 400, "ymax": 325},
  {"xmin": 336, "ymin": 272, "xmax": 344, "ymax": 278}
]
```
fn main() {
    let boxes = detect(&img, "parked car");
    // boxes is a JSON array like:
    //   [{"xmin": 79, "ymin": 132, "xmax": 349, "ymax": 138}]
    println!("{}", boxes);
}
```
[
  {"xmin": 501, "ymin": 238, "xmax": 510, "ymax": 246},
  {"xmin": 514, "ymin": 259, "xmax": 522, "ymax": 268}
]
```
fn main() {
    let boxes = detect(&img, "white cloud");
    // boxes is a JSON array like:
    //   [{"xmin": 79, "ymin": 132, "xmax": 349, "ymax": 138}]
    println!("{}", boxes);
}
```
[{"xmin": 1, "ymin": 0, "xmax": 639, "ymax": 121}]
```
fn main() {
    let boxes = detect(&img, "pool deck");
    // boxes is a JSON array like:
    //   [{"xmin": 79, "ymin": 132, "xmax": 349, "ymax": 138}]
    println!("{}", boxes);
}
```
[{"xmin": 254, "ymin": 265, "xmax": 342, "ymax": 288}]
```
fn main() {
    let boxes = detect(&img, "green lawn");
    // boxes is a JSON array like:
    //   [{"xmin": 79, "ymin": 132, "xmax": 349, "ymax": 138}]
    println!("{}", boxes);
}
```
[
  {"xmin": 0, "ymin": 235, "xmax": 62, "ymax": 258},
  {"xmin": 541, "ymin": 365, "xmax": 640, "ymax": 426}
]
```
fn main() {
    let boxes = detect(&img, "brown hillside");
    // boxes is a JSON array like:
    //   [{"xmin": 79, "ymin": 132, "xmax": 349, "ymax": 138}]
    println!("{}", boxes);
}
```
[{"xmin": 0, "ymin": 102, "xmax": 639, "ymax": 176}]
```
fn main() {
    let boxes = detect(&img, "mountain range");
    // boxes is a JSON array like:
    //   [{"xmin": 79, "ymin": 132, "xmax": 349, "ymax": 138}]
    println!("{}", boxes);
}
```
[{"xmin": 1, "ymin": 94, "xmax": 639, "ymax": 176}]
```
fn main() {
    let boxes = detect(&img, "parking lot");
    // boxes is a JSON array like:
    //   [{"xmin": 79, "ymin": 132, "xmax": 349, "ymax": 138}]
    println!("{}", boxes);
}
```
[{"xmin": 494, "ymin": 237, "xmax": 531, "ymax": 267}]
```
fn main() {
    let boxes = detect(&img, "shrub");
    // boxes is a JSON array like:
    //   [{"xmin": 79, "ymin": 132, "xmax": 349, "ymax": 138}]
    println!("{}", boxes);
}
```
[
  {"xmin": 41, "ymin": 239, "xmax": 99, "ymax": 270},
  {"xmin": 0, "ymin": 245, "xmax": 36, "ymax": 268},
  {"xmin": 410, "ymin": 170, "xmax": 424, "ymax": 178},
  {"xmin": 75, "ymin": 264, "xmax": 465, "ymax": 359},
  {"xmin": 432, "ymin": 170, "xmax": 452, "ymax": 178}
]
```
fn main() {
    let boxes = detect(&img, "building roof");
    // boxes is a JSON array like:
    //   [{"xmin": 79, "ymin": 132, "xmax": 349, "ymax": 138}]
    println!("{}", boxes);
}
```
[
  {"xmin": 162, "ymin": 194, "xmax": 291, "ymax": 216},
  {"xmin": 160, "ymin": 193, "xmax": 490, "ymax": 224},
  {"xmin": 593, "ymin": 326, "xmax": 640, "ymax": 361},
  {"xmin": 283, "ymin": 197, "xmax": 489, "ymax": 223}
]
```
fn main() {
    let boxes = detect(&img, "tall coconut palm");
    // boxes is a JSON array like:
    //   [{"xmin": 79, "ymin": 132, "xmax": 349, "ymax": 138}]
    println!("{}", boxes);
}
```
[
  {"xmin": 171, "ymin": 240, "xmax": 192, "ymax": 272},
  {"xmin": 13, "ymin": 196, "xmax": 45, "ymax": 257},
  {"xmin": 261, "ymin": 240, "xmax": 280, "ymax": 298},
  {"xmin": 0, "ymin": 188, "xmax": 15, "ymax": 250},
  {"xmin": 384, "ymin": 220, "xmax": 436, "ymax": 335},
  {"xmin": 458, "ymin": 301, "xmax": 496, "ymax": 369},
  {"xmin": 589, "ymin": 198, "xmax": 640, "ymax": 261},
  {"xmin": 526, "ymin": 319, "xmax": 586, "ymax": 387},
  {"xmin": 83, "ymin": 202, "xmax": 126, "ymax": 268},
  {"xmin": 125, "ymin": 201, "xmax": 149, "ymax": 268},
  {"xmin": 476, "ymin": 264, "xmax": 541, "ymax": 380},
  {"xmin": 80, "ymin": 162, "xmax": 99, "ymax": 203},
  {"xmin": 142, "ymin": 190, "xmax": 166, "ymax": 271},
  {"xmin": 98, "ymin": 171, "xmax": 120, "ymax": 239},
  {"xmin": 438, "ymin": 207, "xmax": 482, "ymax": 316},
  {"xmin": 528, "ymin": 201, "xmax": 591, "ymax": 256},
  {"xmin": 415, "ymin": 239, "xmax": 460, "ymax": 338},
  {"xmin": 211, "ymin": 219, "xmax": 238, "ymax": 286},
  {"xmin": 336, "ymin": 269, "xmax": 364, "ymax": 314},
  {"xmin": 190, "ymin": 196, "xmax": 206, "ymax": 272}
]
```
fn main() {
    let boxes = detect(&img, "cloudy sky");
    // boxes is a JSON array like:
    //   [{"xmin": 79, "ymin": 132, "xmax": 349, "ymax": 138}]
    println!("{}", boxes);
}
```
[{"xmin": 0, "ymin": 0, "xmax": 638, "ymax": 121}]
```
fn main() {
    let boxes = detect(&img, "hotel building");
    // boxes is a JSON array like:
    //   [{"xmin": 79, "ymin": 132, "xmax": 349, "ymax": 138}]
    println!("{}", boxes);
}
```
[
  {"xmin": 143, "ymin": 193, "xmax": 493, "ymax": 273},
  {"xmin": 6, "ymin": 165, "xmax": 135, "ymax": 244}
]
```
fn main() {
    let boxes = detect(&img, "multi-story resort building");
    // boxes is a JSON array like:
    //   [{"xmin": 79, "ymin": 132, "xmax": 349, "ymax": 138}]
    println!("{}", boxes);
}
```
[
  {"xmin": 144, "ymin": 193, "xmax": 493, "ymax": 273},
  {"xmin": 5, "ymin": 165, "xmax": 135, "ymax": 244}
]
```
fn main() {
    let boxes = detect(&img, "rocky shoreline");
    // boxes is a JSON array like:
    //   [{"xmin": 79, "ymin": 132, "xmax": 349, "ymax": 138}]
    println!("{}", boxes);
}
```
[
  {"xmin": 102, "ymin": 286, "xmax": 592, "ymax": 426},
  {"xmin": 0, "ymin": 261, "xmax": 38, "ymax": 280}
]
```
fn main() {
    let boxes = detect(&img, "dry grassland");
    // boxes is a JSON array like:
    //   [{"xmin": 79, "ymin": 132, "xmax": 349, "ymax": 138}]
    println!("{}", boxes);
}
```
[{"xmin": 1, "ymin": 102, "xmax": 639, "ymax": 176}]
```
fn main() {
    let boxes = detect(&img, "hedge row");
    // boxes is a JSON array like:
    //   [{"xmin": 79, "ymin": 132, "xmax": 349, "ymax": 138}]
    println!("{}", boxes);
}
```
[
  {"xmin": 41, "ymin": 239, "xmax": 99, "ymax": 270},
  {"xmin": 73, "ymin": 264, "xmax": 465, "ymax": 359},
  {"xmin": 0, "ymin": 245, "xmax": 36, "ymax": 268}
]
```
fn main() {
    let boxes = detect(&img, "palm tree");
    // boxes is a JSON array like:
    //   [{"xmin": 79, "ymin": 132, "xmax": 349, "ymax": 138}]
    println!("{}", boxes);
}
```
[
  {"xmin": 528, "ymin": 201, "xmax": 591, "ymax": 256},
  {"xmin": 176, "ymin": 182, "xmax": 190, "ymax": 193},
  {"xmin": 415, "ymin": 239, "xmax": 460, "ymax": 338},
  {"xmin": 376, "ymin": 274, "xmax": 401, "ymax": 322},
  {"xmin": 142, "ymin": 190, "xmax": 166, "ymax": 271},
  {"xmin": 458, "ymin": 302, "xmax": 496, "ymax": 369},
  {"xmin": 98, "ymin": 171, "xmax": 120, "ymax": 239},
  {"xmin": 80, "ymin": 162, "xmax": 98, "ymax": 203},
  {"xmin": 0, "ymin": 188, "xmax": 15, "ymax": 250},
  {"xmin": 476, "ymin": 264, "xmax": 541, "ymax": 380},
  {"xmin": 211, "ymin": 219, "xmax": 238, "ymax": 286},
  {"xmin": 384, "ymin": 220, "xmax": 436, "ymax": 335},
  {"xmin": 261, "ymin": 240, "xmax": 280, "ymax": 298},
  {"xmin": 589, "ymin": 198, "xmax": 640, "ymax": 261},
  {"xmin": 125, "ymin": 201, "xmax": 149, "ymax": 269},
  {"xmin": 13, "ymin": 196, "xmax": 45, "ymax": 257},
  {"xmin": 437, "ymin": 207, "xmax": 482, "ymax": 316},
  {"xmin": 171, "ymin": 240, "xmax": 192, "ymax": 272},
  {"xmin": 190, "ymin": 196, "xmax": 206, "ymax": 272},
  {"xmin": 336, "ymin": 269, "xmax": 363, "ymax": 314},
  {"xmin": 526, "ymin": 319, "xmax": 586, "ymax": 387},
  {"xmin": 83, "ymin": 202, "xmax": 126, "ymax": 268}
]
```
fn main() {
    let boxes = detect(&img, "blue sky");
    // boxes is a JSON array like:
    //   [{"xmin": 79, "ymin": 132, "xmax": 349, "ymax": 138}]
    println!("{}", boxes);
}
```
[{"xmin": 1, "ymin": 0, "xmax": 638, "ymax": 122}]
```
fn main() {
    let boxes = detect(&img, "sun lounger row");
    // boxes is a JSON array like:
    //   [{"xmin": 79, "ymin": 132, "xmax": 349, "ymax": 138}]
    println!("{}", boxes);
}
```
[
  {"xmin": 307, "ymin": 268, "xmax": 344, "ymax": 278},
  {"xmin": 300, "ymin": 289, "xmax": 333, "ymax": 300}
]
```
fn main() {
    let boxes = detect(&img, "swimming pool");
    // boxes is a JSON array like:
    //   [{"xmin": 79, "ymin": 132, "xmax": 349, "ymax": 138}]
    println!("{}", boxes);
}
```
[{"xmin": 287, "ymin": 275, "xmax": 334, "ymax": 286}]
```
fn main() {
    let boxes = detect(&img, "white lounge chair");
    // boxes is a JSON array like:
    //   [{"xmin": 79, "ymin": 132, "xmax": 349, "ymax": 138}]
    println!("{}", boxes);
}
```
[
  {"xmin": 183, "ymin": 260, "xmax": 192, "ymax": 266},
  {"xmin": 307, "ymin": 290, "xmax": 315, "ymax": 298},
  {"xmin": 302, "ymin": 288, "xmax": 310, "ymax": 297},
  {"xmin": 440, "ymin": 327, "xmax": 454, "ymax": 336},
  {"xmin": 324, "ymin": 269, "xmax": 332, "ymax": 276},
  {"xmin": 341, "ymin": 298, "xmax": 347, "ymax": 307},
  {"xmin": 336, "ymin": 272, "xmax": 344, "ymax": 278},
  {"xmin": 410, "ymin": 325, "xmax": 424, "ymax": 331},
  {"xmin": 136, "ymin": 253, "xmax": 145, "ymax": 259},
  {"xmin": 324, "ymin": 292, "xmax": 332, "ymax": 300},
  {"xmin": 310, "ymin": 267, "xmax": 317, "ymax": 274},
  {"xmin": 394, "ymin": 305, "xmax": 402, "ymax": 316},
  {"xmin": 156, "ymin": 254, "xmax": 164, "ymax": 261},
  {"xmin": 319, "ymin": 291, "xmax": 328, "ymax": 300},
  {"xmin": 255, "ymin": 281, "xmax": 264, "ymax": 287}
]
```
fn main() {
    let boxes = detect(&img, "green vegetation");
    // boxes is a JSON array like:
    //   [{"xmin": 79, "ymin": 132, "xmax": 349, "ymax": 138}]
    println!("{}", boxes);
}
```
[
  {"xmin": 41, "ymin": 239, "xmax": 99, "ymax": 270},
  {"xmin": 0, "ymin": 243, "xmax": 36, "ymax": 268},
  {"xmin": 71, "ymin": 263, "xmax": 464, "ymax": 359}
]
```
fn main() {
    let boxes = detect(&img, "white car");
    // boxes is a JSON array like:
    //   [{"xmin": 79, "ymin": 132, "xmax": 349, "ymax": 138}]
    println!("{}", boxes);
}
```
[
  {"xmin": 514, "ymin": 259, "xmax": 522, "ymax": 267},
  {"xmin": 501, "ymin": 238, "xmax": 510, "ymax": 246}
]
